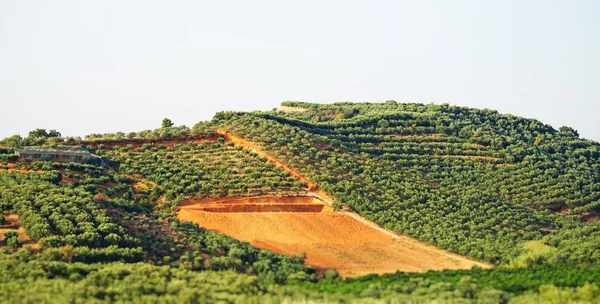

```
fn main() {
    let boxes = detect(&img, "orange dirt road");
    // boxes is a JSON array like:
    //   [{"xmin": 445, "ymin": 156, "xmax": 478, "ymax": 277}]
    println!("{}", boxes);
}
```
[
  {"xmin": 178, "ymin": 197, "xmax": 488, "ymax": 278},
  {"xmin": 217, "ymin": 130, "xmax": 317, "ymax": 191}
]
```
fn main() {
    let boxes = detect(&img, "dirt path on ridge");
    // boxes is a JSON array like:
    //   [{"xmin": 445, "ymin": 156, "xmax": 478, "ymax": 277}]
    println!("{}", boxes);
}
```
[{"xmin": 217, "ymin": 129, "xmax": 316, "ymax": 190}]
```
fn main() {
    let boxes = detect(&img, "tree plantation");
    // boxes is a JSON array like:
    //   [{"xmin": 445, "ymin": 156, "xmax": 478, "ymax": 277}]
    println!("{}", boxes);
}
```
[{"xmin": 1, "ymin": 101, "xmax": 600, "ymax": 303}]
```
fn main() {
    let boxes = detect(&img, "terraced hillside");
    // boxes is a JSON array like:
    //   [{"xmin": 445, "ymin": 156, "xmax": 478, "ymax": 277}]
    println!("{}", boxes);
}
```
[
  {"xmin": 0, "ymin": 147, "xmax": 313, "ymax": 285},
  {"xmin": 94, "ymin": 139, "xmax": 308, "ymax": 200},
  {"xmin": 2, "ymin": 101, "xmax": 600, "ymax": 302},
  {"xmin": 91, "ymin": 134, "xmax": 487, "ymax": 277},
  {"xmin": 214, "ymin": 101, "xmax": 600, "ymax": 266}
]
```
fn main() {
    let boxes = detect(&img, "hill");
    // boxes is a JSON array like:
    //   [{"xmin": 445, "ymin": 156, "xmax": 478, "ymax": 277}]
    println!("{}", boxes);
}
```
[
  {"xmin": 0, "ymin": 101, "xmax": 600, "ymax": 302},
  {"xmin": 214, "ymin": 101, "xmax": 600, "ymax": 266}
]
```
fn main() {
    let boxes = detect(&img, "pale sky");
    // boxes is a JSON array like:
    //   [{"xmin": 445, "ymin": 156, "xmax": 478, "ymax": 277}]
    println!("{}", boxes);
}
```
[{"xmin": 1, "ymin": 1, "xmax": 599, "ymax": 141}]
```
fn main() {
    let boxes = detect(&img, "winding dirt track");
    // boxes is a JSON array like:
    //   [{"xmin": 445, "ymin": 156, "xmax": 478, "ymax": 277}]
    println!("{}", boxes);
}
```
[{"xmin": 217, "ymin": 130, "xmax": 317, "ymax": 191}]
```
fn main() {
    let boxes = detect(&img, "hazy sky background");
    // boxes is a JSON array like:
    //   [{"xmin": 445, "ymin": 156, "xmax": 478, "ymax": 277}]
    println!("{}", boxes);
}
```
[{"xmin": 1, "ymin": 1, "xmax": 599, "ymax": 140}]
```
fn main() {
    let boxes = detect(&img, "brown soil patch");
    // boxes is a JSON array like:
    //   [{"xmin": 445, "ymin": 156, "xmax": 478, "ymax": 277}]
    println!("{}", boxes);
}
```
[
  {"xmin": 0, "ymin": 213, "xmax": 39, "ymax": 250},
  {"xmin": 217, "ymin": 130, "xmax": 317, "ymax": 191},
  {"xmin": 57, "ymin": 168, "xmax": 80, "ymax": 185},
  {"xmin": 133, "ymin": 182, "xmax": 149, "ymax": 190},
  {"xmin": 1, "ymin": 163, "xmax": 43, "ymax": 175},
  {"xmin": 556, "ymin": 206, "xmax": 600, "ymax": 220},
  {"xmin": 577, "ymin": 212, "xmax": 600, "ymax": 223},
  {"xmin": 178, "ymin": 196, "xmax": 487, "ymax": 278}
]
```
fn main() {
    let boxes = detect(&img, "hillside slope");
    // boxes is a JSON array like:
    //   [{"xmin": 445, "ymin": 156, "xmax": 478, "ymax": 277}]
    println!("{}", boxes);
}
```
[
  {"xmin": 214, "ymin": 101, "xmax": 600, "ymax": 266},
  {"xmin": 1, "ymin": 101, "xmax": 600, "ymax": 302}
]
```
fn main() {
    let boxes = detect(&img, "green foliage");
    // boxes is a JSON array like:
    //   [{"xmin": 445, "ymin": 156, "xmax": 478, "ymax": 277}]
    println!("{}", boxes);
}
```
[
  {"xmin": 512, "ymin": 283, "xmax": 600, "ymax": 303},
  {"xmin": 29, "ymin": 128, "xmax": 50, "ymax": 138},
  {"xmin": 95, "ymin": 140, "xmax": 302, "ymax": 199},
  {"xmin": 4, "ymin": 230, "xmax": 21, "ymax": 250},
  {"xmin": 48, "ymin": 130, "xmax": 62, "ymax": 138},
  {"xmin": 0, "ymin": 135, "xmax": 23, "ymax": 148},
  {"xmin": 324, "ymin": 268, "xmax": 339, "ymax": 281},
  {"xmin": 0, "ymin": 154, "xmax": 17, "ymax": 162},
  {"xmin": 1, "ymin": 252, "xmax": 598, "ymax": 302},
  {"xmin": 0, "ymin": 157, "xmax": 313, "ymax": 284},
  {"xmin": 81, "ymin": 125, "xmax": 213, "ymax": 143},
  {"xmin": 509, "ymin": 241, "xmax": 558, "ymax": 268},
  {"xmin": 27, "ymin": 129, "xmax": 61, "ymax": 139},
  {"xmin": 161, "ymin": 118, "xmax": 174, "ymax": 128},
  {"xmin": 40, "ymin": 170, "xmax": 63, "ymax": 184},
  {"xmin": 300, "ymin": 264, "xmax": 600, "ymax": 296}
]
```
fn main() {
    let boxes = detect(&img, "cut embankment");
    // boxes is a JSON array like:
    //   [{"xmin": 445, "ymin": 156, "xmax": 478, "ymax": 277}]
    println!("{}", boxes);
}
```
[
  {"xmin": 180, "ymin": 196, "xmax": 331, "ymax": 213},
  {"xmin": 184, "ymin": 203, "xmax": 327, "ymax": 213},
  {"xmin": 178, "ymin": 196, "xmax": 489, "ymax": 278}
]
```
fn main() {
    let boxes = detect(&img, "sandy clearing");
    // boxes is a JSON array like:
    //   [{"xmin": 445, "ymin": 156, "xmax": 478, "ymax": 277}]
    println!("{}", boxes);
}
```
[{"xmin": 178, "ymin": 197, "xmax": 489, "ymax": 278}]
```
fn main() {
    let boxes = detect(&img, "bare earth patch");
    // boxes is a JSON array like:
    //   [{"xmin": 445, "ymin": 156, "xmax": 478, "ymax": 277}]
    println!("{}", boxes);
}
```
[
  {"xmin": 0, "ymin": 212, "xmax": 39, "ymax": 250},
  {"xmin": 178, "ymin": 196, "xmax": 488, "ymax": 278}
]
